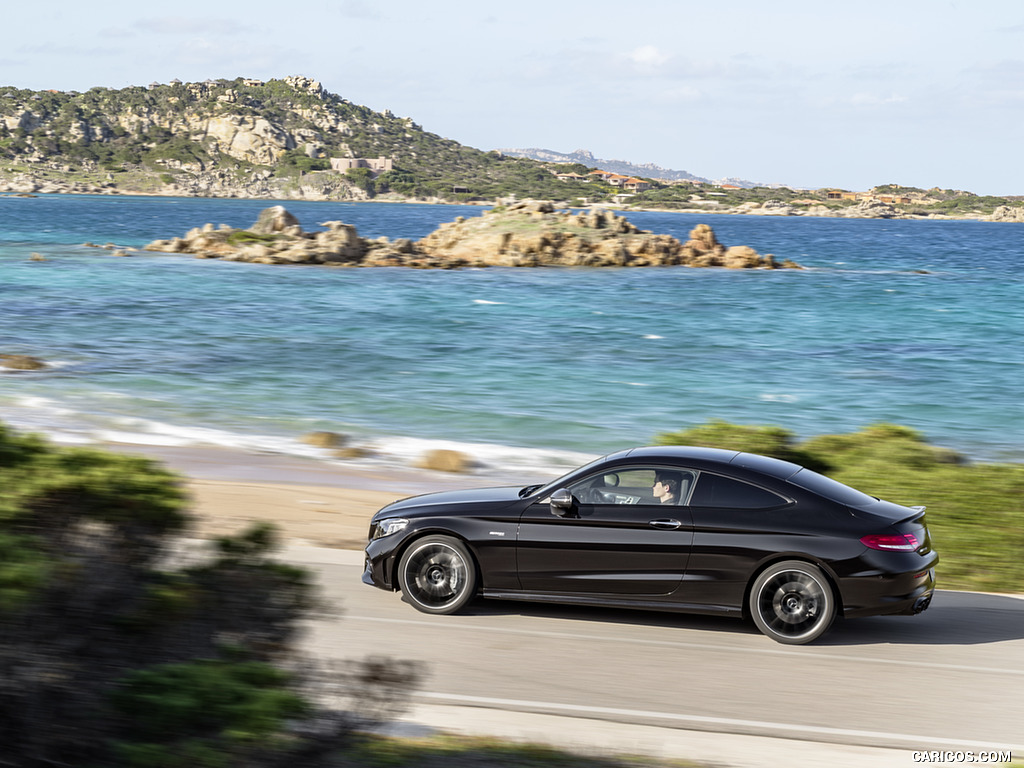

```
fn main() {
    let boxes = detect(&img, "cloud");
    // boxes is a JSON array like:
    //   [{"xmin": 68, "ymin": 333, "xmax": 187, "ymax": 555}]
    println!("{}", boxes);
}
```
[
  {"xmin": 334, "ymin": 0, "xmax": 381, "ymax": 19},
  {"xmin": 16, "ymin": 42, "xmax": 115, "ymax": 58},
  {"xmin": 663, "ymin": 85, "xmax": 704, "ymax": 102},
  {"xmin": 103, "ymin": 17, "xmax": 257, "ymax": 37},
  {"xmin": 847, "ymin": 92, "xmax": 909, "ymax": 106},
  {"xmin": 626, "ymin": 45, "xmax": 671, "ymax": 72}
]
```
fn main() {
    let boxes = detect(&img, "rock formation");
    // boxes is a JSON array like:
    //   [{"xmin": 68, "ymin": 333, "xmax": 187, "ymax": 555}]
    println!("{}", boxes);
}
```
[
  {"xmin": 417, "ymin": 449, "xmax": 473, "ymax": 473},
  {"xmin": 144, "ymin": 201, "xmax": 802, "ymax": 270},
  {"xmin": 989, "ymin": 205, "xmax": 1024, "ymax": 222},
  {"xmin": 1, "ymin": 354, "xmax": 47, "ymax": 370}
]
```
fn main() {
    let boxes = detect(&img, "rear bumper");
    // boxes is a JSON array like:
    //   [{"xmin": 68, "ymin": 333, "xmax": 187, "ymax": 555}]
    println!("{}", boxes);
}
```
[{"xmin": 840, "ymin": 562, "xmax": 937, "ymax": 618}]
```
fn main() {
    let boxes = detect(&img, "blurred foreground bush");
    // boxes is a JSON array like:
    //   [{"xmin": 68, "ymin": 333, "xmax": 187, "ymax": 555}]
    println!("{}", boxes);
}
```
[
  {"xmin": 655, "ymin": 420, "xmax": 1024, "ymax": 593},
  {"xmin": 0, "ymin": 423, "xmax": 420, "ymax": 767}
]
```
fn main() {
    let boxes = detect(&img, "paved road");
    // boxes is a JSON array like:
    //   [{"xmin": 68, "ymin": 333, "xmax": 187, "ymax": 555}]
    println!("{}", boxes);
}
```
[{"xmin": 292, "ymin": 546, "xmax": 1023, "ymax": 756}]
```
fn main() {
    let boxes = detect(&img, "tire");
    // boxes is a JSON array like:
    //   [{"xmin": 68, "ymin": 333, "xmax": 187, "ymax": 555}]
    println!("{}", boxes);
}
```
[
  {"xmin": 397, "ymin": 535, "xmax": 477, "ymax": 615},
  {"xmin": 749, "ymin": 560, "xmax": 836, "ymax": 645}
]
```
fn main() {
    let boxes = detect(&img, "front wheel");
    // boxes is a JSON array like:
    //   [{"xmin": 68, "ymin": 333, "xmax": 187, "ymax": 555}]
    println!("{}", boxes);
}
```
[
  {"xmin": 749, "ymin": 560, "xmax": 836, "ymax": 645},
  {"xmin": 397, "ymin": 535, "xmax": 477, "ymax": 615}
]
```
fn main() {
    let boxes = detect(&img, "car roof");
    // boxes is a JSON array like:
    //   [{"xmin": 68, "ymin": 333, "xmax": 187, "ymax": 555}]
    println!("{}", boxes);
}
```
[{"xmin": 622, "ymin": 446, "xmax": 803, "ymax": 480}]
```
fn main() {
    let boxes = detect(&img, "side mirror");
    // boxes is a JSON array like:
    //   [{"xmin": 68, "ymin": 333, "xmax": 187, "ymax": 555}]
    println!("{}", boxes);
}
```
[{"xmin": 550, "ymin": 488, "xmax": 575, "ymax": 517}]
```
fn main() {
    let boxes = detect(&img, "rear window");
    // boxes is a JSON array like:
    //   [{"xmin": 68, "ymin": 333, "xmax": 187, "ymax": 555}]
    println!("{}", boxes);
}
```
[
  {"xmin": 787, "ymin": 468, "xmax": 876, "ymax": 507},
  {"xmin": 689, "ymin": 473, "xmax": 788, "ymax": 509}
]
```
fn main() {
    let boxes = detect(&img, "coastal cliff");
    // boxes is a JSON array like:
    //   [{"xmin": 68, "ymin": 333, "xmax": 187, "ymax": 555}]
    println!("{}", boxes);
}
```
[
  {"xmin": 0, "ymin": 76, "xmax": 590, "ymax": 203},
  {"xmin": 3, "ymin": 77, "xmax": 1023, "ymax": 220},
  {"xmin": 143, "ymin": 201, "xmax": 801, "ymax": 269}
]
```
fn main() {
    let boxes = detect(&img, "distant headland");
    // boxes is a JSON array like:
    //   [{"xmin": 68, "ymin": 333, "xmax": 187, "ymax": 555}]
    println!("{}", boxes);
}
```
[{"xmin": 1, "ymin": 76, "xmax": 1022, "ymax": 222}]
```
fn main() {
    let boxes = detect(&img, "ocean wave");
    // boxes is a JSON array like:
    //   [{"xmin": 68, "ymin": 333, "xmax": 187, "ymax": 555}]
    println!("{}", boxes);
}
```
[{"xmin": 0, "ymin": 397, "xmax": 596, "ymax": 481}]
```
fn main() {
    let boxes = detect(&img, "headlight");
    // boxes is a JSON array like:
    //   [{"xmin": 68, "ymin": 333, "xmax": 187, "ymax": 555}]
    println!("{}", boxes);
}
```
[{"xmin": 373, "ymin": 518, "xmax": 410, "ymax": 539}]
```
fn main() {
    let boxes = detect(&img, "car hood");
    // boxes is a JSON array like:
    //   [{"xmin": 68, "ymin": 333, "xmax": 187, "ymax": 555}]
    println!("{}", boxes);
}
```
[{"xmin": 374, "ymin": 485, "xmax": 525, "ymax": 518}]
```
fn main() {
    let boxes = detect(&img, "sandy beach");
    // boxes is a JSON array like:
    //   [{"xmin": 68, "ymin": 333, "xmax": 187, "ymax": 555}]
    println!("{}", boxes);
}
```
[
  {"xmin": 186, "ymin": 479, "xmax": 396, "ymax": 549},
  {"xmin": 105, "ymin": 442, "xmax": 555, "ymax": 551}
]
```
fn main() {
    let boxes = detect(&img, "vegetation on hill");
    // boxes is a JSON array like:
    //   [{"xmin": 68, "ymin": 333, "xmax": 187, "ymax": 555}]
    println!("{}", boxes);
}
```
[
  {"xmin": 3, "ymin": 77, "xmax": 1022, "ymax": 214},
  {"xmin": 655, "ymin": 420, "xmax": 1024, "ymax": 593},
  {"xmin": 0, "ymin": 77, "xmax": 596, "ymax": 201}
]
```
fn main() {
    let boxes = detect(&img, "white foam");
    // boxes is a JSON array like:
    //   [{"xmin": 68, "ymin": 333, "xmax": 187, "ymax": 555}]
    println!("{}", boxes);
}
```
[
  {"xmin": 0, "ymin": 397, "xmax": 596, "ymax": 481},
  {"xmin": 759, "ymin": 393, "xmax": 799, "ymax": 403},
  {"xmin": 13, "ymin": 395, "xmax": 73, "ymax": 411},
  {"xmin": 8, "ymin": 395, "xmax": 77, "ymax": 418},
  {"xmin": 359, "ymin": 434, "xmax": 597, "ymax": 479},
  {"xmin": 473, "ymin": 299, "xmax": 505, "ymax": 305},
  {"xmin": 98, "ymin": 417, "xmax": 329, "ymax": 458}
]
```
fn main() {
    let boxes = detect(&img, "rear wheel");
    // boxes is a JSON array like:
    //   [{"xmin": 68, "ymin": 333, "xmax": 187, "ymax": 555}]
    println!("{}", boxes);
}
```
[
  {"xmin": 398, "ymin": 535, "xmax": 477, "ymax": 615},
  {"xmin": 749, "ymin": 560, "xmax": 836, "ymax": 645}
]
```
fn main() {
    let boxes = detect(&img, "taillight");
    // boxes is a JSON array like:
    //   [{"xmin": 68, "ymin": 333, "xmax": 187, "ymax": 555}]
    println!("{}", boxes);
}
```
[{"xmin": 861, "ymin": 533, "xmax": 920, "ymax": 551}]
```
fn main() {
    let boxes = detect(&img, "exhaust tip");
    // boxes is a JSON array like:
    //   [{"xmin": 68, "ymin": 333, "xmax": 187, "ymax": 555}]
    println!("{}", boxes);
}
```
[{"xmin": 913, "ymin": 594, "xmax": 932, "ymax": 614}]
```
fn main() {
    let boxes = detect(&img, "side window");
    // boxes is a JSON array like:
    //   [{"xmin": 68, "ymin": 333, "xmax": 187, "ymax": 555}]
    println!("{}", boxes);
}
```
[
  {"xmin": 615, "ymin": 469, "xmax": 657, "ymax": 488},
  {"xmin": 689, "ymin": 473, "xmax": 787, "ymax": 509},
  {"xmin": 567, "ymin": 467, "xmax": 695, "ymax": 505}
]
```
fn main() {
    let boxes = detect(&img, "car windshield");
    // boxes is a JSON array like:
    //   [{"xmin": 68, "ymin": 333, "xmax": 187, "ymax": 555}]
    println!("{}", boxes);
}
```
[
  {"xmin": 532, "ymin": 453, "xmax": 615, "ymax": 498},
  {"xmin": 787, "ymin": 468, "xmax": 876, "ymax": 507}
]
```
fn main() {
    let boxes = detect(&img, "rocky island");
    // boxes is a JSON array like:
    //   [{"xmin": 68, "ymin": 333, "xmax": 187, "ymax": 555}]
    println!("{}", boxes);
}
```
[{"xmin": 144, "ymin": 201, "xmax": 801, "ymax": 269}]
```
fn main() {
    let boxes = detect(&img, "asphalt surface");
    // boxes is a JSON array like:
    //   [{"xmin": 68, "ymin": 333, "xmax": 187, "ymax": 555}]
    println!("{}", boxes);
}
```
[{"xmin": 289, "ymin": 545, "xmax": 1023, "ymax": 766}]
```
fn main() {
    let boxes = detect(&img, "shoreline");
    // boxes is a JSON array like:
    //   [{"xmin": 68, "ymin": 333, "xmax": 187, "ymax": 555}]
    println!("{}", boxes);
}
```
[
  {"xmin": 106, "ymin": 441, "xmax": 558, "ymax": 550},
  {"xmin": 0, "ymin": 184, "xmax": 1010, "ymax": 223}
]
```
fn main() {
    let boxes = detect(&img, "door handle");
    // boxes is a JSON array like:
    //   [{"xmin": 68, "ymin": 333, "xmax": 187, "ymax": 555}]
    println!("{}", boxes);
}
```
[{"xmin": 649, "ymin": 519, "xmax": 682, "ymax": 530}]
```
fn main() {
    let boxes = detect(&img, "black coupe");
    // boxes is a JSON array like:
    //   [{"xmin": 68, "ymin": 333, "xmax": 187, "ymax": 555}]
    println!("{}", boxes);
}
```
[{"xmin": 363, "ymin": 446, "xmax": 937, "ymax": 644}]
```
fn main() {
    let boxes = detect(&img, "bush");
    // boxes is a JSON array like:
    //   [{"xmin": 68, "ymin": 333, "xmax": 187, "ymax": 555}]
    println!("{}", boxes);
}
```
[
  {"xmin": 654, "ymin": 418, "xmax": 827, "ymax": 471},
  {"xmin": 0, "ymin": 422, "xmax": 419, "ymax": 766},
  {"xmin": 278, "ymin": 148, "xmax": 330, "ymax": 174},
  {"xmin": 345, "ymin": 166, "xmax": 376, "ymax": 195},
  {"xmin": 226, "ymin": 230, "xmax": 279, "ymax": 246},
  {"xmin": 110, "ymin": 658, "xmax": 308, "ymax": 768}
]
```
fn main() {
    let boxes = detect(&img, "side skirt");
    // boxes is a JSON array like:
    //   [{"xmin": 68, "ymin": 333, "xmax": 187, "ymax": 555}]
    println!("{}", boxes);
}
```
[{"xmin": 480, "ymin": 589, "xmax": 742, "ymax": 617}]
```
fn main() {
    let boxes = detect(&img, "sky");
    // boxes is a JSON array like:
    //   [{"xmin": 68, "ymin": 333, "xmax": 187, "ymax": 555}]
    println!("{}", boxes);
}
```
[{"xmin": 4, "ymin": 0, "xmax": 1024, "ymax": 195}]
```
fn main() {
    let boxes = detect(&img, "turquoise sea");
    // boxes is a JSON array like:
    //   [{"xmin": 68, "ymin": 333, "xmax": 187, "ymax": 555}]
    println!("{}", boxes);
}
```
[{"xmin": 1, "ymin": 194, "xmax": 1021, "ymax": 477}]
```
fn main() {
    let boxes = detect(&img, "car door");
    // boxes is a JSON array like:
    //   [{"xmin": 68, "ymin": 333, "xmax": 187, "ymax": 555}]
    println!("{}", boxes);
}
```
[
  {"xmin": 516, "ymin": 466, "xmax": 695, "ymax": 596},
  {"xmin": 672, "ymin": 470, "xmax": 794, "ymax": 608}
]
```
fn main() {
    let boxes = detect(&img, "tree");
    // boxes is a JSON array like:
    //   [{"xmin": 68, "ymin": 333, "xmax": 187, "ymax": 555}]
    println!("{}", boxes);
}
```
[
  {"xmin": 344, "ymin": 166, "xmax": 376, "ymax": 195},
  {"xmin": 0, "ymin": 422, "xmax": 416, "ymax": 766}
]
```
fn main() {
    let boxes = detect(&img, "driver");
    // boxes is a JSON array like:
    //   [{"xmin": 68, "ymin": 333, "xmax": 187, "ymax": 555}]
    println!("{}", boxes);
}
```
[{"xmin": 653, "ymin": 474, "xmax": 680, "ymax": 504}]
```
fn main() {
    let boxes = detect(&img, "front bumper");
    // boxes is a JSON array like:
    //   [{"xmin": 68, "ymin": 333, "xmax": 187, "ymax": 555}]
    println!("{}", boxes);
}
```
[{"xmin": 362, "ymin": 536, "xmax": 402, "ymax": 591}]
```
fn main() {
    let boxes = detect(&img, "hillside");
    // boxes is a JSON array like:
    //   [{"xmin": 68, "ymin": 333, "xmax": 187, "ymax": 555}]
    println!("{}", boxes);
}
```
[
  {"xmin": 0, "ymin": 76, "xmax": 597, "ymax": 202},
  {"xmin": 2, "ymin": 77, "xmax": 1023, "ymax": 220},
  {"xmin": 495, "ymin": 147, "xmax": 714, "ymax": 184}
]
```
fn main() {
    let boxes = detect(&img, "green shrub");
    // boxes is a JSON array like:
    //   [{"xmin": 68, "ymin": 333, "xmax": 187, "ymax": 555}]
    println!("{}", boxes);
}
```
[
  {"xmin": 654, "ymin": 418, "xmax": 826, "ymax": 471},
  {"xmin": 0, "ymin": 424, "xmax": 313, "ymax": 765},
  {"xmin": 111, "ymin": 659, "xmax": 308, "ymax": 767},
  {"xmin": 226, "ymin": 230, "xmax": 279, "ymax": 246}
]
